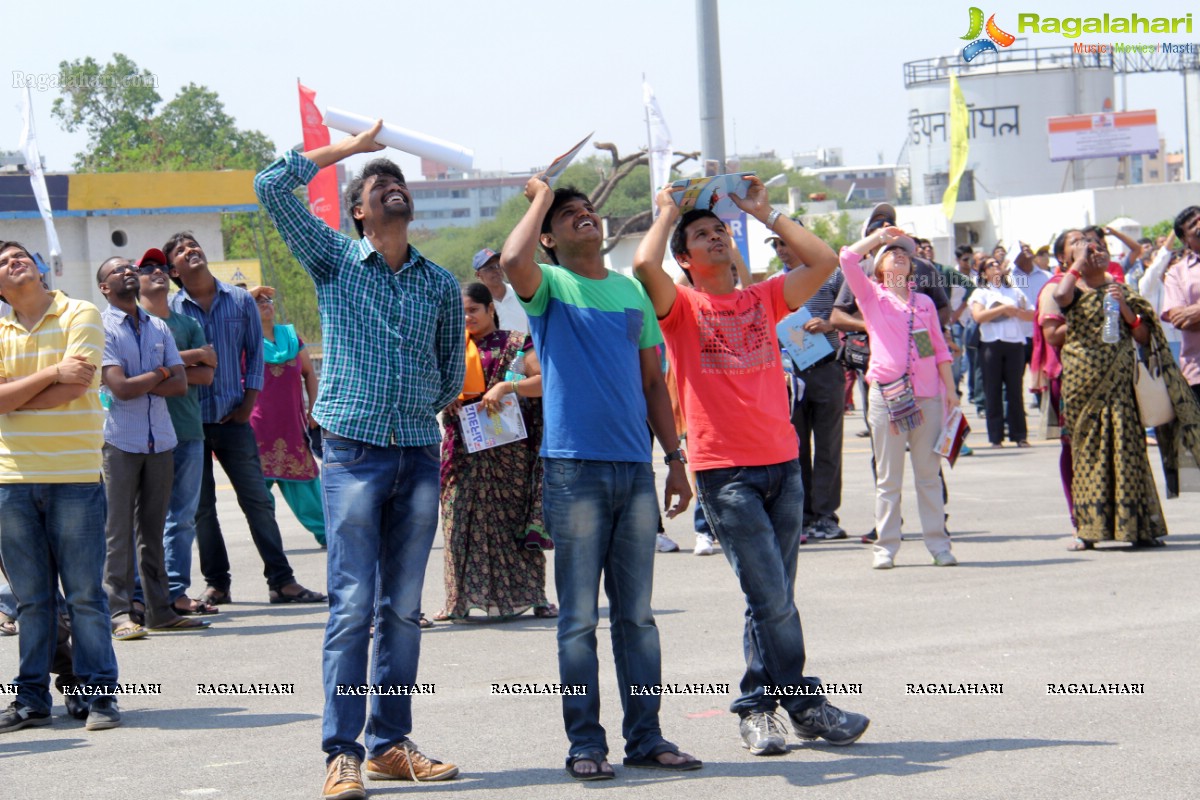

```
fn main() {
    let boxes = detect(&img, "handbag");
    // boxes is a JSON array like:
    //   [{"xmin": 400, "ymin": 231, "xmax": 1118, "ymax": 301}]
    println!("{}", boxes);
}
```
[
  {"xmin": 837, "ymin": 332, "xmax": 870, "ymax": 372},
  {"xmin": 1134, "ymin": 338, "xmax": 1175, "ymax": 428},
  {"xmin": 877, "ymin": 294, "xmax": 925, "ymax": 434}
]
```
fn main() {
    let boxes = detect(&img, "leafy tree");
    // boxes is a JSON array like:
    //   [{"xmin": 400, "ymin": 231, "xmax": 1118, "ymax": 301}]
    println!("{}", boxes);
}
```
[
  {"xmin": 53, "ymin": 54, "xmax": 315, "ymax": 338},
  {"xmin": 807, "ymin": 211, "xmax": 857, "ymax": 251},
  {"xmin": 51, "ymin": 54, "xmax": 161, "ymax": 173}
]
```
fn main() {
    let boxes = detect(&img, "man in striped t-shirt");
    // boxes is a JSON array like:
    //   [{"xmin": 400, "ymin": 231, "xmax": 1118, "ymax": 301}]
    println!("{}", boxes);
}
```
[{"xmin": 0, "ymin": 241, "xmax": 122, "ymax": 733}]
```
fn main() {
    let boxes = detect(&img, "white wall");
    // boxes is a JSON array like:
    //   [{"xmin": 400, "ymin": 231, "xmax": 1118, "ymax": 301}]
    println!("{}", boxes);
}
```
[{"xmin": 0, "ymin": 214, "xmax": 225, "ymax": 306}]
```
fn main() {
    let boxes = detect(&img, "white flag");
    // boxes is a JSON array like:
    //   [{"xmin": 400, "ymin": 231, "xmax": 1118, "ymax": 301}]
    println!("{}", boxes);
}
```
[
  {"xmin": 643, "ymin": 80, "xmax": 672, "ymax": 218},
  {"xmin": 18, "ymin": 87, "xmax": 62, "ymax": 277}
]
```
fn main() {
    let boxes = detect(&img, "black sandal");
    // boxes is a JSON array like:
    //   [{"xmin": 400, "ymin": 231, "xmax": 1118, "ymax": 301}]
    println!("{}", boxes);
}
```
[
  {"xmin": 622, "ymin": 748, "xmax": 702, "ymax": 771},
  {"xmin": 269, "ymin": 585, "xmax": 327, "ymax": 604},
  {"xmin": 566, "ymin": 750, "xmax": 615, "ymax": 781}
]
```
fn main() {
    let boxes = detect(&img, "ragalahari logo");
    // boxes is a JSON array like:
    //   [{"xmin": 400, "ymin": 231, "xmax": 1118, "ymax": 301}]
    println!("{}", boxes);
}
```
[{"xmin": 961, "ymin": 7, "xmax": 1016, "ymax": 62}]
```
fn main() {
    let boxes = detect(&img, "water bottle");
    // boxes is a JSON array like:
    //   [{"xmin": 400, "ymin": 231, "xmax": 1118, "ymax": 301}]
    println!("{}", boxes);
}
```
[
  {"xmin": 504, "ymin": 352, "xmax": 525, "ymax": 384},
  {"xmin": 99, "ymin": 385, "xmax": 113, "ymax": 410},
  {"xmin": 1102, "ymin": 293, "xmax": 1121, "ymax": 344}
]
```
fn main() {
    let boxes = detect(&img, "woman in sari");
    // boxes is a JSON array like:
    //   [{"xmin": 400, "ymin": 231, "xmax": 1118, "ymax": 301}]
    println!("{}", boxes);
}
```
[
  {"xmin": 248, "ymin": 286, "xmax": 325, "ymax": 547},
  {"xmin": 436, "ymin": 282, "xmax": 555, "ymax": 620},
  {"xmin": 1053, "ymin": 235, "xmax": 1170, "ymax": 547}
]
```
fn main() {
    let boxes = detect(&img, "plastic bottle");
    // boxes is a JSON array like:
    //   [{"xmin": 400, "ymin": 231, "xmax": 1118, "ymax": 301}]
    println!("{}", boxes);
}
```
[
  {"xmin": 504, "ymin": 352, "xmax": 525, "ymax": 383},
  {"xmin": 1102, "ymin": 293, "xmax": 1121, "ymax": 344}
]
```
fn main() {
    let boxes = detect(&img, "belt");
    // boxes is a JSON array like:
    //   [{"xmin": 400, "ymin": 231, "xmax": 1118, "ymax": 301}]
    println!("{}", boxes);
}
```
[{"xmin": 799, "ymin": 352, "xmax": 838, "ymax": 372}]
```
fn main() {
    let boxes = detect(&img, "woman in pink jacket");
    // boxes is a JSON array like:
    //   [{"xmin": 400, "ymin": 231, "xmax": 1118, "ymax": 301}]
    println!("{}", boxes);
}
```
[{"xmin": 840, "ymin": 228, "xmax": 958, "ymax": 569}]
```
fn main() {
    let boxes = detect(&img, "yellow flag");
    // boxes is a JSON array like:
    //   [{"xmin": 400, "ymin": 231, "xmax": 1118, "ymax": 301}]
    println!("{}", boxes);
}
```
[{"xmin": 942, "ymin": 75, "xmax": 969, "ymax": 219}]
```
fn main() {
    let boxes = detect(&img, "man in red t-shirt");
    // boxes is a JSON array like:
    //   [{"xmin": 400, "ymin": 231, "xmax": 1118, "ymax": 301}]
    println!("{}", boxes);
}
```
[{"xmin": 633, "ymin": 178, "xmax": 870, "ymax": 757}]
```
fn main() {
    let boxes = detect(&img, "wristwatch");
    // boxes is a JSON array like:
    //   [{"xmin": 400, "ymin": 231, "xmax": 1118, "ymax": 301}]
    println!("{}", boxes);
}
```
[{"xmin": 663, "ymin": 448, "xmax": 688, "ymax": 466}]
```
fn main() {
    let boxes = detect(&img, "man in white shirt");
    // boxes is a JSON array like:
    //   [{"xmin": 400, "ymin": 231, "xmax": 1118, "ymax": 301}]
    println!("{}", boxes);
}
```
[{"xmin": 473, "ymin": 249, "xmax": 528, "ymax": 333}]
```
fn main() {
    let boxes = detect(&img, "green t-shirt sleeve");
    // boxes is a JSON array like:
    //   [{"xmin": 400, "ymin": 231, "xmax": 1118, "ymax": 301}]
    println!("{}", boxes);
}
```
[
  {"xmin": 519, "ymin": 264, "xmax": 554, "ymax": 316},
  {"xmin": 635, "ymin": 281, "xmax": 663, "ymax": 349}
]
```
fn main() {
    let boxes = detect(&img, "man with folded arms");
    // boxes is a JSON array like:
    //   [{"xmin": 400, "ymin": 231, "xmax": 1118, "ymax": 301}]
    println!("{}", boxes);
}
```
[
  {"xmin": 0, "ymin": 241, "xmax": 121, "ymax": 733},
  {"xmin": 96, "ymin": 255, "xmax": 208, "ymax": 639},
  {"xmin": 633, "ymin": 180, "xmax": 870, "ymax": 756}
]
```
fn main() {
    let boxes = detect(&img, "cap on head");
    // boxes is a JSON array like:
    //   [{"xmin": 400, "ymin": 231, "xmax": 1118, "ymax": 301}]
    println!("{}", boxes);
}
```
[
  {"xmin": 861, "ymin": 202, "xmax": 897, "ymax": 237},
  {"xmin": 472, "ymin": 248, "xmax": 500, "ymax": 271},
  {"xmin": 137, "ymin": 248, "xmax": 167, "ymax": 268}
]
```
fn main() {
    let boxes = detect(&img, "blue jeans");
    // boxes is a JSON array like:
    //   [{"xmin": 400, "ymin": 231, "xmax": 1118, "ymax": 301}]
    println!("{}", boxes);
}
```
[
  {"xmin": 0, "ymin": 483, "xmax": 119, "ymax": 712},
  {"xmin": 196, "ymin": 422, "xmax": 295, "ymax": 593},
  {"xmin": 320, "ymin": 438, "xmax": 441, "ymax": 762},
  {"xmin": 164, "ymin": 439, "xmax": 204, "ymax": 602},
  {"xmin": 694, "ymin": 460, "xmax": 824, "ymax": 717},
  {"xmin": 543, "ymin": 458, "xmax": 673, "ymax": 761}
]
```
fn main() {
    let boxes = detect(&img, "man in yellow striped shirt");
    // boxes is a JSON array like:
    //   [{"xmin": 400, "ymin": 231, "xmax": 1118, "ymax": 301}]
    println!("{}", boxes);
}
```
[{"xmin": 0, "ymin": 241, "xmax": 122, "ymax": 733}]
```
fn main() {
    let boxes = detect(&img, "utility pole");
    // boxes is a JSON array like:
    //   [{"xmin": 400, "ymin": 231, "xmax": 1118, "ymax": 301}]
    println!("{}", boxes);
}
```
[{"xmin": 696, "ymin": 0, "xmax": 726, "ymax": 172}]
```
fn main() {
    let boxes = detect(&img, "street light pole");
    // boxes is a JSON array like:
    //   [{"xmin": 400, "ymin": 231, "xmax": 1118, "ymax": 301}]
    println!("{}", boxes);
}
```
[{"xmin": 696, "ymin": 0, "xmax": 726, "ymax": 172}]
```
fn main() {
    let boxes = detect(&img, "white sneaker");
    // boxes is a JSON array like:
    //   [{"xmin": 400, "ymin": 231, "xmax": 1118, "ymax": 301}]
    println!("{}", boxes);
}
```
[
  {"xmin": 872, "ymin": 553, "xmax": 894, "ymax": 570},
  {"xmin": 932, "ymin": 551, "xmax": 958, "ymax": 567},
  {"xmin": 693, "ymin": 533, "xmax": 715, "ymax": 556},
  {"xmin": 656, "ymin": 533, "xmax": 680, "ymax": 553}
]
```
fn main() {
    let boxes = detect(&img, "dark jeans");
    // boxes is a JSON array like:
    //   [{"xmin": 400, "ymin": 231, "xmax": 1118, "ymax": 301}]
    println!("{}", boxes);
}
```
[
  {"xmin": 0, "ymin": 483, "xmax": 118, "ymax": 712},
  {"xmin": 695, "ymin": 460, "xmax": 824, "ymax": 716},
  {"xmin": 981, "ymin": 340, "xmax": 1027, "ymax": 444},
  {"xmin": 542, "ymin": 458, "xmax": 673, "ymax": 761},
  {"xmin": 791, "ymin": 360, "xmax": 844, "ymax": 524},
  {"xmin": 196, "ymin": 421, "xmax": 295, "ymax": 594}
]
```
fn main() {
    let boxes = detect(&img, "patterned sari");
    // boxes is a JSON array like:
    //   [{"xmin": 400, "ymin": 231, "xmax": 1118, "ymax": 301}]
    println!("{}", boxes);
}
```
[
  {"xmin": 1061, "ymin": 284, "xmax": 1167, "ymax": 542},
  {"xmin": 439, "ymin": 329, "xmax": 548, "ymax": 618}
]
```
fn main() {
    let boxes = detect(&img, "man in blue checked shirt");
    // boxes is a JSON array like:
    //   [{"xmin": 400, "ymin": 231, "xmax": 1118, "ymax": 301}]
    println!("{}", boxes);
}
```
[
  {"xmin": 255, "ymin": 119, "xmax": 464, "ymax": 799},
  {"xmin": 166, "ymin": 233, "xmax": 326, "ymax": 608},
  {"xmin": 96, "ymin": 256, "xmax": 208, "ymax": 638}
]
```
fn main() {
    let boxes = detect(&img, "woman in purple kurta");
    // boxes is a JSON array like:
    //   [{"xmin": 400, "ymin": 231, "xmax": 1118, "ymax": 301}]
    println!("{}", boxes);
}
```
[{"xmin": 249, "ymin": 286, "xmax": 325, "ymax": 546}]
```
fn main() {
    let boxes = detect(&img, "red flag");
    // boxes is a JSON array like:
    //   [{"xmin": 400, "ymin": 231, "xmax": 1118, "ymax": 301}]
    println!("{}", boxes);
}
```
[{"xmin": 298, "ymin": 81, "xmax": 341, "ymax": 230}]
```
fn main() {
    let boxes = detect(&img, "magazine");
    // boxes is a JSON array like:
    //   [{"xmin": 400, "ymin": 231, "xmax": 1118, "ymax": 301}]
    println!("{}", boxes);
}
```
[
  {"xmin": 934, "ymin": 407, "xmax": 971, "ymax": 467},
  {"xmin": 669, "ymin": 172, "xmax": 754, "ymax": 217},
  {"xmin": 459, "ymin": 394, "xmax": 528, "ymax": 454},
  {"xmin": 776, "ymin": 308, "xmax": 834, "ymax": 372},
  {"xmin": 544, "ymin": 132, "xmax": 594, "ymax": 187}
]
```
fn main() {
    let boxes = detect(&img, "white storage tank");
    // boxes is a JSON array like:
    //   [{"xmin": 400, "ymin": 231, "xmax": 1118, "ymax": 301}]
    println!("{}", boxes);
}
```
[{"xmin": 905, "ymin": 45, "xmax": 1119, "ymax": 206}]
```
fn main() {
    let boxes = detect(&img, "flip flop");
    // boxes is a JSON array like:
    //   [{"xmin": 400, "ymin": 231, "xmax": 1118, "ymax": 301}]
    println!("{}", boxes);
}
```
[
  {"xmin": 533, "ymin": 604, "xmax": 559, "ymax": 619},
  {"xmin": 622, "ymin": 749, "xmax": 702, "ymax": 771},
  {"xmin": 0, "ymin": 615, "xmax": 16, "ymax": 636},
  {"xmin": 112, "ymin": 621, "xmax": 148, "ymax": 641},
  {"xmin": 1067, "ymin": 537, "xmax": 1094, "ymax": 551},
  {"xmin": 566, "ymin": 751, "xmax": 615, "ymax": 781},
  {"xmin": 149, "ymin": 617, "xmax": 211, "ymax": 632}
]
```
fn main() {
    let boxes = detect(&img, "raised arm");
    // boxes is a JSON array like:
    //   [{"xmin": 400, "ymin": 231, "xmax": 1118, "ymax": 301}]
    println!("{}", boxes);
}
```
[
  {"xmin": 632, "ymin": 187, "xmax": 681, "ymax": 318},
  {"xmin": 499, "ymin": 176, "xmax": 552, "ymax": 301},
  {"xmin": 732, "ymin": 176, "xmax": 837, "ymax": 310},
  {"xmin": 254, "ymin": 121, "xmax": 383, "ymax": 279},
  {"xmin": 1105, "ymin": 226, "xmax": 1143, "ymax": 265}
]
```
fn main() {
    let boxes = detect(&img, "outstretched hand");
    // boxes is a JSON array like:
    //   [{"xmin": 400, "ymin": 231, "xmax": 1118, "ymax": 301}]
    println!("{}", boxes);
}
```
[{"xmin": 349, "ymin": 119, "xmax": 386, "ymax": 155}]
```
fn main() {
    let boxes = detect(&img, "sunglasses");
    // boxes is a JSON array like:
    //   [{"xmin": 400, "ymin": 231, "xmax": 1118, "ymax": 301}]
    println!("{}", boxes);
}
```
[{"xmin": 137, "ymin": 263, "xmax": 166, "ymax": 275}]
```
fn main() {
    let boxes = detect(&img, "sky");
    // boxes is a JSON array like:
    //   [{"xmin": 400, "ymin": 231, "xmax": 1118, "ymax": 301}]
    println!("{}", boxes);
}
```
[{"xmin": 2, "ymin": 0, "xmax": 1193, "ymax": 180}]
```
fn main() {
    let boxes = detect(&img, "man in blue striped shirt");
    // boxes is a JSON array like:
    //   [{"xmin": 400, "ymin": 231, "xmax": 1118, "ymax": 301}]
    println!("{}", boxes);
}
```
[
  {"xmin": 97, "ymin": 256, "xmax": 207, "ymax": 638},
  {"xmin": 166, "ymin": 233, "xmax": 325, "ymax": 608},
  {"xmin": 256, "ymin": 120, "xmax": 464, "ymax": 799}
]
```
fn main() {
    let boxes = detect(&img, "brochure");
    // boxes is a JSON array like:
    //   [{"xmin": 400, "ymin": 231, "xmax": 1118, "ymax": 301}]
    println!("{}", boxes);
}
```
[
  {"xmin": 669, "ymin": 172, "xmax": 754, "ymax": 217},
  {"xmin": 459, "ymin": 394, "xmax": 528, "ymax": 454},
  {"xmin": 544, "ymin": 132, "xmax": 594, "ymax": 187},
  {"xmin": 934, "ymin": 407, "xmax": 971, "ymax": 467},
  {"xmin": 776, "ymin": 308, "xmax": 834, "ymax": 372}
]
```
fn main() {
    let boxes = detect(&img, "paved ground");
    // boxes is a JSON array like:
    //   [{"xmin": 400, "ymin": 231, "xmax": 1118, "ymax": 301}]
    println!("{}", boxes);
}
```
[{"xmin": 2, "ymin": 403, "xmax": 1199, "ymax": 800}]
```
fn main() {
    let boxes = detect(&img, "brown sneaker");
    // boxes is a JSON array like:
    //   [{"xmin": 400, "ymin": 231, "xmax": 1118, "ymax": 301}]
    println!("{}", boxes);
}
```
[
  {"xmin": 322, "ymin": 753, "xmax": 365, "ymax": 800},
  {"xmin": 365, "ymin": 742, "xmax": 459, "ymax": 782}
]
